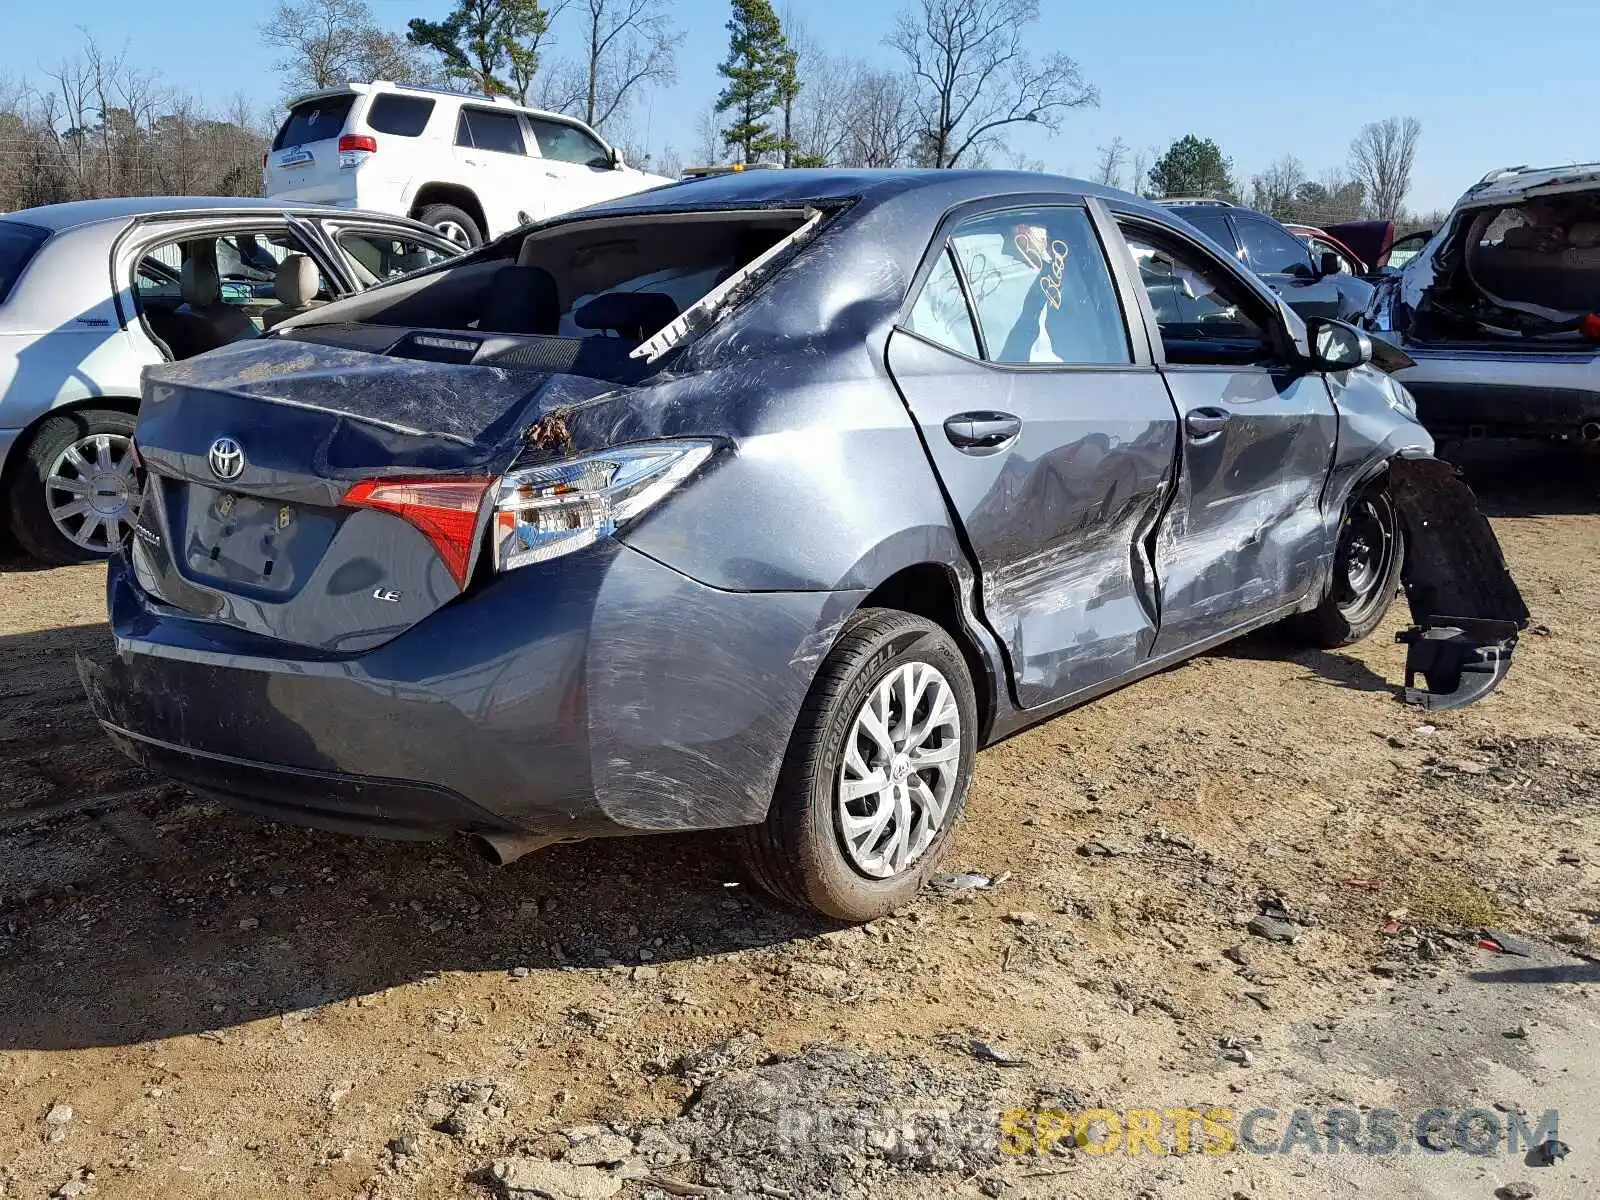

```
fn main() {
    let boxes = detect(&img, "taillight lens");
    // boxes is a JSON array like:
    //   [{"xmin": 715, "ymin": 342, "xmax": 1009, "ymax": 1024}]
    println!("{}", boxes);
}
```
[
  {"xmin": 338, "ymin": 133, "xmax": 377, "ymax": 168},
  {"xmin": 492, "ymin": 441, "xmax": 714, "ymax": 572},
  {"xmin": 343, "ymin": 477, "xmax": 493, "ymax": 588}
]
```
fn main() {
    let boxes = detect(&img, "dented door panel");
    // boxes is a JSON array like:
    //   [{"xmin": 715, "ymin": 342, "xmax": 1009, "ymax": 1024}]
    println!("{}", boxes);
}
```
[
  {"xmin": 1150, "ymin": 366, "xmax": 1339, "ymax": 654},
  {"xmin": 886, "ymin": 329, "xmax": 1179, "ymax": 709}
]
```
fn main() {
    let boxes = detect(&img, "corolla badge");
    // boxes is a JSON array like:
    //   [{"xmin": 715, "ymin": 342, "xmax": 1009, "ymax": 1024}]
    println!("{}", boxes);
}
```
[{"xmin": 208, "ymin": 437, "xmax": 245, "ymax": 481}]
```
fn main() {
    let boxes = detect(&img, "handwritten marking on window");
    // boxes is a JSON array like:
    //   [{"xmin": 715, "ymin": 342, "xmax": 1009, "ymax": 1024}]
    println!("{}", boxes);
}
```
[{"xmin": 1014, "ymin": 227, "xmax": 1071, "ymax": 311}]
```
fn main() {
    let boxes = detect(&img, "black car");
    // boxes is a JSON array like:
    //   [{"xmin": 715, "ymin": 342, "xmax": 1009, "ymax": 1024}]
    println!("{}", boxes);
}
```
[
  {"xmin": 83, "ymin": 170, "xmax": 1527, "ymax": 922},
  {"xmin": 1160, "ymin": 198, "xmax": 1375, "ymax": 323}
]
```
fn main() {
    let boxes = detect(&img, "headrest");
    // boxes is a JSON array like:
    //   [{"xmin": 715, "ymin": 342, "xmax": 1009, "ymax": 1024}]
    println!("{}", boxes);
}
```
[
  {"xmin": 276, "ymin": 255, "xmax": 320, "ymax": 306},
  {"xmin": 574, "ymin": 291, "xmax": 680, "ymax": 338},
  {"xmin": 181, "ymin": 256, "xmax": 220, "ymax": 308}
]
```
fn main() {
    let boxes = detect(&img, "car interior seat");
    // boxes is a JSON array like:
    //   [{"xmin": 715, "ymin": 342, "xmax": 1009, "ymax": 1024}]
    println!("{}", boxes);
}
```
[
  {"xmin": 573, "ymin": 292, "xmax": 681, "ymax": 341},
  {"xmin": 160, "ymin": 252, "xmax": 258, "ymax": 359},
  {"xmin": 478, "ymin": 238, "xmax": 561, "ymax": 335},
  {"xmin": 261, "ymin": 256, "xmax": 324, "ymax": 330}
]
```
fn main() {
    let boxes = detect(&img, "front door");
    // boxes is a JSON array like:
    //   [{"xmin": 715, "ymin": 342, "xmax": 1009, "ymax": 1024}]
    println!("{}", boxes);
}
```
[
  {"xmin": 525, "ymin": 116, "xmax": 618, "ymax": 217},
  {"xmin": 886, "ymin": 203, "xmax": 1180, "ymax": 709},
  {"xmin": 1112, "ymin": 217, "xmax": 1338, "ymax": 656}
]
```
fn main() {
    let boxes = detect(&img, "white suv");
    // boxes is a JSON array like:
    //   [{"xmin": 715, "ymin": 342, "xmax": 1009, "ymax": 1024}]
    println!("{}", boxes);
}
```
[{"xmin": 263, "ymin": 82, "xmax": 672, "ymax": 248}]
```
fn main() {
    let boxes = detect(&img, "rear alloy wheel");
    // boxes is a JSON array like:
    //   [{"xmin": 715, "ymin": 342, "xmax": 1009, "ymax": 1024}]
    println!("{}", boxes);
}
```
[
  {"xmin": 1289, "ymin": 486, "xmax": 1405, "ymax": 648},
  {"xmin": 741, "ymin": 609, "xmax": 978, "ymax": 921},
  {"xmin": 7, "ymin": 409, "xmax": 140, "ymax": 564},
  {"xmin": 416, "ymin": 203, "xmax": 483, "ymax": 249}
]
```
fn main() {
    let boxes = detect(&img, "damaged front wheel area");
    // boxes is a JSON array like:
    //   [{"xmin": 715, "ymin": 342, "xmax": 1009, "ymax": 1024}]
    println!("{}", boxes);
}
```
[{"xmin": 1388, "ymin": 454, "xmax": 1530, "ymax": 710}]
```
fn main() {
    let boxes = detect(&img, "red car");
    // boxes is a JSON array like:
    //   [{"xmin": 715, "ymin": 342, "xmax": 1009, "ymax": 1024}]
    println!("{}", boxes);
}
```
[{"xmin": 1286, "ymin": 221, "xmax": 1396, "ymax": 277}]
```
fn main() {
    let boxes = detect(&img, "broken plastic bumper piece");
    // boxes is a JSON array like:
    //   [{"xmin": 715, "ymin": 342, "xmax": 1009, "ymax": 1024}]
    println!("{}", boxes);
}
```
[{"xmin": 1388, "ymin": 454, "xmax": 1530, "ymax": 711}]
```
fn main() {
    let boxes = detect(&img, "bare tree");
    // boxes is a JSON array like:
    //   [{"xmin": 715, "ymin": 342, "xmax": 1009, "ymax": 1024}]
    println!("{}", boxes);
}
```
[
  {"xmin": 1248, "ymin": 154, "xmax": 1307, "ymax": 219},
  {"xmin": 570, "ymin": 0, "xmax": 680, "ymax": 132},
  {"xmin": 1093, "ymin": 136, "xmax": 1128, "ymax": 189},
  {"xmin": 1349, "ymin": 116, "xmax": 1421, "ymax": 221},
  {"xmin": 261, "ymin": 0, "xmax": 436, "ymax": 97},
  {"xmin": 887, "ymin": 0, "xmax": 1097, "ymax": 168},
  {"xmin": 691, "ymin": 103, "xmax": 724, "ymax": 167}
]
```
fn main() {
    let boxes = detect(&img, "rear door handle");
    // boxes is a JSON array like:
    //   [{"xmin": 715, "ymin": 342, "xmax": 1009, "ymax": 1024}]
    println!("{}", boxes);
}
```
[
  {"xmin": 1184, "ymin": 407, "xmax": 1229, "ymax": 440},
  {"xmin": 944, "ymin": 411, "xmax": 1021, "ymax": 452}
]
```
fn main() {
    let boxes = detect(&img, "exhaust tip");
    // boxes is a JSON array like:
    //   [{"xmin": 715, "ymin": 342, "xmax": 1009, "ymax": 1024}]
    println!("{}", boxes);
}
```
[{"xmin": 469, "ymin": 831, "xmax": 564, "ymax": 866}]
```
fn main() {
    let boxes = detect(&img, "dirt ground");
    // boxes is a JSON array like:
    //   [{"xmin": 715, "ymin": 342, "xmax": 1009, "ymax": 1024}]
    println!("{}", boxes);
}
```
[{"xmin": 1, "ymin": 444, "xmax": 1596, "ymax": 1200}]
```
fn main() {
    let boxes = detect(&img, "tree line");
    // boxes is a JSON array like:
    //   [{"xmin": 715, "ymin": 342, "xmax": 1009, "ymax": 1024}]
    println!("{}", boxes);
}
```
[
  {"xmin": 1, "ymin": 0, "xmax": 1439, "ymax": 234},
  {"xmin": 1098, "ymin": 117, "xmax": 1438, "ymax": 232}
]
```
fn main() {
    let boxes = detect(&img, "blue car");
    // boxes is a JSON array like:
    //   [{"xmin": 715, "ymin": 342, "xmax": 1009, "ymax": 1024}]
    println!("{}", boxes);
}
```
[{"xmin": 82, "ymin": 170, "xmax": 1528, "ymax": 921}]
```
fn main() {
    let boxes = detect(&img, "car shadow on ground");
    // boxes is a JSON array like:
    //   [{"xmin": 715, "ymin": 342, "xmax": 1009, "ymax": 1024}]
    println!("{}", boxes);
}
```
[
  {"xmin": 1213, "ymin": 632, "xmax": 1398, "ymax": 697},
  {"xmin": 0, "ymin": 792, "xmax": 836, "ymax": 1052}
]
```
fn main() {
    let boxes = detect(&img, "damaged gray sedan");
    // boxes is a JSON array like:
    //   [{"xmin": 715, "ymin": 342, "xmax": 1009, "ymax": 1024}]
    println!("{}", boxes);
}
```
[{"xmin": 82, "ymin": 170, "xmax": 1528, "ymax": 921}]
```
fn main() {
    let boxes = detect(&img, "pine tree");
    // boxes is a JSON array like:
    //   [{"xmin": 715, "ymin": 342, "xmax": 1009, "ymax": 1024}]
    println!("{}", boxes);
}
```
[{"xmin": 715, "ymin": 0, "xmax": 788, "ymax": 164}]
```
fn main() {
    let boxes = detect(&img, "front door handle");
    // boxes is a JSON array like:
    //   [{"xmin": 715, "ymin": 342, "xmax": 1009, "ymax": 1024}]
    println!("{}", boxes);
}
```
[
  {"xmin": 944, "ymin": 412, "xmax": 1021, "ymax": 452},
  {"xmin": 1184, "ymin": 407, "xmax": 1229, "ymax": 440}
]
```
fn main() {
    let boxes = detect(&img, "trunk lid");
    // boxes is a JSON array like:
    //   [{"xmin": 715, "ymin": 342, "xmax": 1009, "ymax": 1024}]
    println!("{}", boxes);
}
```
[{"xmin": 128, "ymin": 339, "xmax": 615, "ymax": 653}]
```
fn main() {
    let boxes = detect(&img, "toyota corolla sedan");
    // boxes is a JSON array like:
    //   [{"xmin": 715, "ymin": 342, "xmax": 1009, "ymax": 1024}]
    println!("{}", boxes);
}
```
[
  {"xmin": 0, "ymin": 197, "xmax": 458, "ymax": 563},
  {"xmin": 81, "ymin": 170, "xmax": 1528, "ymax": 921}
]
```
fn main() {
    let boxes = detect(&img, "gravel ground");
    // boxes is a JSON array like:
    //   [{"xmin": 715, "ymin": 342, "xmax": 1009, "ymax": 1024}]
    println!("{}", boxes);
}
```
[{"xmin": 1, "ymin": 443, "xmax": 1596, "ymax": 1200}]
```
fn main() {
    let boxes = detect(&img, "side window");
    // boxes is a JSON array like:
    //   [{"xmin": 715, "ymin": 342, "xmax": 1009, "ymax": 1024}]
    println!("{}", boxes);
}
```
[
  {"xmin": 1120, "ymin": 226, "xmax": 1275, "ymax": 366},
  {"xmin": 366, "ymin": 94, "xmax": 435, "ymax": 137},
  {"xmin": 528, "ymin": 118, "xmax": 610, "ymax": 167},
  {"xmin": 1176, "ymin": 208, "xmax": 1239, "ymax": 256},
  {"xmin": 338, "ymin": 231, "xmax": 454, "ymax": 283},
  {"xmin": 1236, "ymin": 216, "xmax": 1317, "ymax": 277},
  {"xmin": 136, "ymin": 229, "xmax": 328, "ymax": 330},
  {"xmin": 458, "ymin": 107, "xmax": 526, "ymax": 155},
  {"xmin": 904, "ymin": 248, "xmax": 979, "ymax": 358},
  {"xmin": 948, "ymin": 207, "xmax": 1130, "ymax": 365}
]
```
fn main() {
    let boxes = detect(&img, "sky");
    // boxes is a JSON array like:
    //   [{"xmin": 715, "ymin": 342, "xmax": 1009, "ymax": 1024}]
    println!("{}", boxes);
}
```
[{"xmin": 3, "ymin": 0, "xmax": 1596, "ymax": 213}]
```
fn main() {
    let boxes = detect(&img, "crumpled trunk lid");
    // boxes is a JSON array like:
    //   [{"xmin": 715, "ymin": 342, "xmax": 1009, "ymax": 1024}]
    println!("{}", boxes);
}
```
[{"xmin": 127, "ymin": 339, "xmax": 615, "ymax": 653}]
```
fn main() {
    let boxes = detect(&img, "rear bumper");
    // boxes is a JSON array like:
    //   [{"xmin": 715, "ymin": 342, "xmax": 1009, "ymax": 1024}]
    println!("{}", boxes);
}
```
[
  {"xmin": 82, "ymin": 541, "xmax": 855, "ymax": 842},
  {"xmin": 1393, "ymin": 350, "xmax": 1600, "ymax": 440}
]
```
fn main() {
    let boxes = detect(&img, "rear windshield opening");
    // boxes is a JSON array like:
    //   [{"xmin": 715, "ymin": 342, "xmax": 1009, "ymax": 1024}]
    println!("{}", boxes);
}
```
[
  {"xmin": 1415, "ymin": 191, "xmax": 1600, "ymax": 343},
  {"xmin": 325, "ymin": 208, "xmax": 824, "ymax": 348},
  {"xmin": 273, "ymin": 94, "xmax": 356, "ymax": 150},
  {"xmin": 1463, "ymin": 194, "xmax": 1600, "ymax": 314}
]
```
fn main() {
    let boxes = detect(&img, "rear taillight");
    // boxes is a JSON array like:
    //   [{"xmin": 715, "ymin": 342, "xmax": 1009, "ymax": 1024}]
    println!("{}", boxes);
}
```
[
  {"xmin": 338, "ymin": 133, "xmax": 377, "ymax": 169},
  {"xmin": 343, "ymin": 477, "xmax": 493, "ymax": 588}
]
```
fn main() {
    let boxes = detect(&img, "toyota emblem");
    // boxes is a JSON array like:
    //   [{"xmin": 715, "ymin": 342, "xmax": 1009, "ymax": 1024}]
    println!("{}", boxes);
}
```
[{"xmin": 208, "ymin": 437, "xmax": 245, "ymax": 481}]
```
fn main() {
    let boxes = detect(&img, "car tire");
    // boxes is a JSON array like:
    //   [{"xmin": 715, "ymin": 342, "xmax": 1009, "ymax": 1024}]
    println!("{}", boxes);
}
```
[
  {"xmin": 741, "ymin": 608, "xmax": 978, "ymax": 922},
  {"xmin": 6, "ymin": 408, "xmax": 140, "ymax": 565},
  {"xmin": 1287, "ymin": 484, "xmax": 1405, "ymax": 648},
  {"xmin": 416, "ymin": 204, "xmax": 483, "ymax": 249}
]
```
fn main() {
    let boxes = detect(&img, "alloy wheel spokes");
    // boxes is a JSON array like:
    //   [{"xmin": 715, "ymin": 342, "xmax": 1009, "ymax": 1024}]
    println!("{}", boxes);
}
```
[
  {"xmin": 836, "ymin": 660, "xmax": 962, "ymax": 879},
  {"xmin": 45, "ymin": 432, "xmax": 139, "ymax": 553}
]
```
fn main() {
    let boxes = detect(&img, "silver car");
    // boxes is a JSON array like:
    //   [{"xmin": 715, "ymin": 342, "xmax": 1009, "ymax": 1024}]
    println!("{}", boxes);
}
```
[
  {"xmin": 0, "ymin": 197, "xmax": 459, "ymax": 563},
  {"xmin": 1365, "ymin": 162, "xmax": 1600, "ymax": 446}
]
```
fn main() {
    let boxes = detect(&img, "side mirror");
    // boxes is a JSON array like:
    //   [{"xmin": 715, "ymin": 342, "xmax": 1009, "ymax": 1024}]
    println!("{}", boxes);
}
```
[
  {"xmin": 1318, "ymin": 250, "xmax": 1343, "ymax": 278},
  {"xmin": 1307, "ymin": 318, "xmax": 1372, "ymax": 371},
  {"xmin": 609, "ymin": 146, "xmax": 625, "ymax": 170}
]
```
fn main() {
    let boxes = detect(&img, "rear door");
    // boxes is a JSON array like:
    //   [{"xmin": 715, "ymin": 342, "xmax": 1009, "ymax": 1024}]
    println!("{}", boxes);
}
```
[
  {"xmin": 453, "ymin": 107, "xmax": 539, "ymax": 236},
  {"xmin": 886, "ymin": 200, "xmax": 1180, "ymax": 709},
  {"xmin": 1110, "ymin": 213, "xmax": 1338, "ymax": 655},
  {"xmin": 1232, "ymin": 212, "xmax": 1345, "ymax": 319}
]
